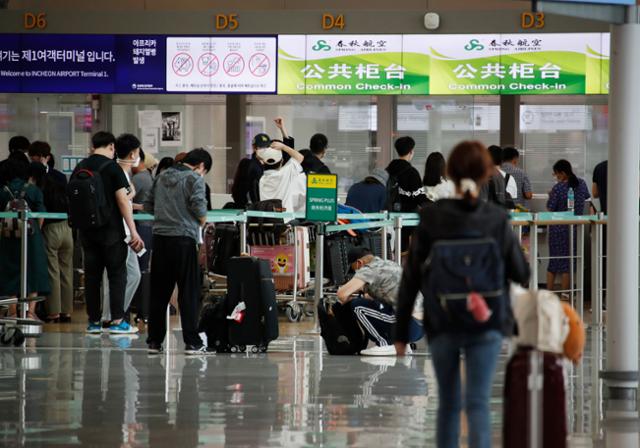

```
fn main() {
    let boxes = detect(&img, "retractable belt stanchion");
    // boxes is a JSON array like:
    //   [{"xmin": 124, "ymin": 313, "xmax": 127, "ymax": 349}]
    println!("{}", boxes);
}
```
[
  {"xmin": 239, "ymin": 218, "xmax": 248, "ymax": 255},
  {"xmin": 394, "ymin": 216, "xmax": 403, "ymax": 266},
  {"xmin": 19, "ymin": 210, "xmax": 28, "ymax": 322},
  {"xmin": 380, "ymin": 211, "xmax": 388, "ymax": 261},
  {"xmin": 529, "ymin": 214, "xmax": 539, "ymax": 290},
  {"xmin": 312, "ymin": 223, "xmax": 325, "ymax": 335},
  {"xmin": 576, "ymin": 223, "xmax": 585, "ymax": 321}
]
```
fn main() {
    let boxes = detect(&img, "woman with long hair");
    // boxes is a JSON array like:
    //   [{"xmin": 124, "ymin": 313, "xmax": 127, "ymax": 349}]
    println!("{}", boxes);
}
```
[
  {"xmin": 546, "ymin": 159, "xmax": 590, "ymax": 293},
  {"xmin": 395, "ymin": 141, "xmax": 529, "ymax": 448},
  {"xmin": 423, "ymin": 151, "xmax": 455, "ymax": 202}
]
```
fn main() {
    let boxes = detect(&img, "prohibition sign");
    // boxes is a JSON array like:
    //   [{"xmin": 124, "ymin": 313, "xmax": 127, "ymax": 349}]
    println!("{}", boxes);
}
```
[
  {"xmin": 171, "ymin": 52, "xmax": 194, "ymax": 77},
  {"xmin": 223, "ymin": 52, "xmax": 245, "ymax": 77},
  {"xmin": 197, "ymin": 53, "xmax": 219, "ymax": 77},
  {"xmin": 249, "ymin": 52, "xmax": 270, "ymax": 77}
]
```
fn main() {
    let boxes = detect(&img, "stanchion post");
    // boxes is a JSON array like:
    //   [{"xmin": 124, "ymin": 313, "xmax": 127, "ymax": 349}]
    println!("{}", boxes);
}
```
[
  {"xmin": 529, "ymin": 214, "xmax": 538, "ymax": 291},
  {"xmin": 19, "ymin": 210, "xmax": 28, "ymax": 320},
  {"xmin": 577, "ymin": 224, "xmax": 585, "ymax": 322},
  {"xmin": 394, "ymin": 216, "xmax": 403, "ymax": 266},
  {"xmin": 313, "ymin": 223, "xmax": 325, "ymax": 333},
  {"xmin": 569, "ymin": 223, "xmax": 574, "ymax": 307},
  {"xmin": 380, "ymin": 225, "xmax": 388, "ymax": 261},
  {"xmin": 292, "ymin": 226, "xmax": 299, "ymax": 303},
  {"xmin": 591, "ymin": 218, "xmax": 602, "ymax": 327}
]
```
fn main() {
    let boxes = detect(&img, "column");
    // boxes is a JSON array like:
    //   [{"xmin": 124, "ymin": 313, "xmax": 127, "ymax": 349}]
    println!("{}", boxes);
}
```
[
  {"xmin": 225, "ymin": 94, "xmax": 246, "ymax": 193},
  {"xmin": 603, "ymin": 22, "xmax": 640, "ymax": 412},
  {"xmin": 499, "ymin": 94, "xmax": 520, "ymax": 148}
]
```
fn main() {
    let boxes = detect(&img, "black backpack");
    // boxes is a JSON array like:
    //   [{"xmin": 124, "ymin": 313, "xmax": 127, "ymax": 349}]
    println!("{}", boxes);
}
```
[
  {"xmin": 421, "ymin": 236, "xmax": 508, "ymax": 335},
  {"xmin": 66, "ymin": 159, "xmax": 112, "ymax": 230},
  {"xmin": 385, "ymin": 166, "xmax": 411, "ymax": 212},
  {"xmin": 318, "ymin": 300, "xmax": 368, "ymax": 355},
  {"xmin": 1, "ymin": 185, "xmax": 33, "ymax": 239}
]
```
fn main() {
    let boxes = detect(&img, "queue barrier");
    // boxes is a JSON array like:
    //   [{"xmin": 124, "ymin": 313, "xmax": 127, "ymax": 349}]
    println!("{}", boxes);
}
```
[{"xmin": 0, "ymin": 209, "xmax": 611, "ymax": 337}]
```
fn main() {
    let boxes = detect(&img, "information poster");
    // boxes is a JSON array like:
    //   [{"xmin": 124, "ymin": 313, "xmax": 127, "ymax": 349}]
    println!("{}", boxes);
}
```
[{"xmin": 165, "ymin": 36, "xmax": 276, "ymax": 93}]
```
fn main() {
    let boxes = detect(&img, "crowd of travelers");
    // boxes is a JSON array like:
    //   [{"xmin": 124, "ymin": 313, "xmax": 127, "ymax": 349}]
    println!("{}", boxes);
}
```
[{"xmin": 0, "ymin": 117, "xmax": 599, "ymax": 447}]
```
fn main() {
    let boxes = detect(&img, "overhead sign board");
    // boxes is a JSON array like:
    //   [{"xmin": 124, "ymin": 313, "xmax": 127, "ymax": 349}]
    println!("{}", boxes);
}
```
[
  {"xmin": 0, "ymin": 34, "xmax": 276, "ymax": 94},
  {"xmin": 541, "ymin": 0, "xmax": 634, "ymax": 4},
  {"xmin": 279, "ymin": 33, "xmax": 610, "ymax": 95}
]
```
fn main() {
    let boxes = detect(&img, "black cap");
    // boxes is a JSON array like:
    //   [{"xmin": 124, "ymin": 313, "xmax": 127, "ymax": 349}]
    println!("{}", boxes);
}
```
[
  {"xmin": 347, "ymin": 246, "xmax": 372, "ymax": 267},
  {"xmin": 253, "ymin": 133, "xmax": 271, "ymax": 148}
]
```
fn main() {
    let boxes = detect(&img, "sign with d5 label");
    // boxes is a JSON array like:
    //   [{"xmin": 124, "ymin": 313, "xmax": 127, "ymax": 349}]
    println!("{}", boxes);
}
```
[{"xmin": 306, "ymin": 174, "xmax": 338, "ymax": 222}]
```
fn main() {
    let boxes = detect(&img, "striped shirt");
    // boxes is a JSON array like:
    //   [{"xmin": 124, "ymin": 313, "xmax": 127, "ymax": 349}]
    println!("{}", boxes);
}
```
[{"xmin": 502, "ymin": 163, "xmax": 532, "ymax": 208}]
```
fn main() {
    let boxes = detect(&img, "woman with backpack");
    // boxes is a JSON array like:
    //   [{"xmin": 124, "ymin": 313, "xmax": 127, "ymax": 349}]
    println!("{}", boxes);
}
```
[
  {"xmin": 0, "ymin": 157, "xmax": 50, "ymax": 319},
  {"xmin": 394, "ymin": 141, "xmax": 530, "ymax": 448},
  {"xmin": 546, "ymin": 159, "xmax": 590, "ymax": 294}
]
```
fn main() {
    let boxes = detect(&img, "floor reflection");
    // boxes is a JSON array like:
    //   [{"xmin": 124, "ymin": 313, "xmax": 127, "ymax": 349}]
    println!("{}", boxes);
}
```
[{"xmin": 0, "ymin": 324, "xmax": 635, "ymax": 447}]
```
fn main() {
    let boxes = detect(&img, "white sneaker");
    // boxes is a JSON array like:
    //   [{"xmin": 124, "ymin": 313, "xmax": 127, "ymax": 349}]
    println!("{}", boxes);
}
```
[{"xmin": 360, "ymin": 344, "xmax": 413, "ymax": 356}]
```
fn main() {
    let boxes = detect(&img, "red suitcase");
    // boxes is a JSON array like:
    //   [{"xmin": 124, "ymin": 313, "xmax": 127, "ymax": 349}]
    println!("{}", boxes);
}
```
[{"xmin": 503, "ymin": 347, "xmax": 567, "ymax": 448}]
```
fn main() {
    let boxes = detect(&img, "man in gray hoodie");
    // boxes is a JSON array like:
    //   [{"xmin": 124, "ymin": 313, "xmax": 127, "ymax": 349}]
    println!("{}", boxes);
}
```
[{"xmin": 144, "ymin": 148, "xmax": 211, "ymax": 354}]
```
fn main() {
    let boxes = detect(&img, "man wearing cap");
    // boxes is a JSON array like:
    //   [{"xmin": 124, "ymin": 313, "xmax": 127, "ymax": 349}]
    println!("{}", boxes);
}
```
[
  {"xmin": 346, "ymin": 168, "xmax": 389, "ymax": 213},
  {"xmin": 336, "ymin": 247, "xmax": 423, "ymax": 356},
  {"xmin": 258, "ymin": 140, "xmax": 306, "ymax": 213}
]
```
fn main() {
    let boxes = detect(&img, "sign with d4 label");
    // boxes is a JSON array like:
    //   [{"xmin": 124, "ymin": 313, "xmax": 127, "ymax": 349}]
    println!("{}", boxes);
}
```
[{"xmin": 305, "ymin": 174, "xmax": 338, "ymax": 222}]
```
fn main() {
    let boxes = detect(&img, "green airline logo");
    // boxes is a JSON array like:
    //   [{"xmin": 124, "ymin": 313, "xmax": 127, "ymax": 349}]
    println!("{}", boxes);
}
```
[
  {"xmin": 464, "ymin": 39, "xmax": 485, "ymax": 51},
  {"xmin": 312, "ymin": 39, "xmax": 331, "ymax": 51}
]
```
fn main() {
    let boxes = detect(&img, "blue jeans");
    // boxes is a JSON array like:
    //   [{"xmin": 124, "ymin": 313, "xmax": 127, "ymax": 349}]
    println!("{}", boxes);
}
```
[
  {"xmin": 429, "ymin": 330, "xmax": 502, "ymax": 448},
  {"xmin": 350, "ymin": 297, "xmax": 423, "ymax": 346}
]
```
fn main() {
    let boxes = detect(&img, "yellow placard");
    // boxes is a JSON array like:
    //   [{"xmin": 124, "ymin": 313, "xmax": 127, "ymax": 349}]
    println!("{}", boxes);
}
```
[{"xmin": 307, "ymin": 173, "xmax": 337, "ymax": 189}]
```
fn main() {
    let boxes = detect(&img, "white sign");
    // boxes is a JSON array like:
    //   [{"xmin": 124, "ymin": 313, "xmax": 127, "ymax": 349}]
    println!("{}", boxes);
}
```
[
  {"xmin": 137, "ymin": 110, "xmax": 162, "ymax": 129},
  {"xmin": 520, "ymin": 105, "xmax": 591, "ymax": 132},
  {"xmin": 338, "ymin": 104, "xmax": 377, "ymax": 131},
  {"xmin": 165, "ymin": 37, "xmax": 276, "ymax": 93},
  {"xmin": 141, "ymin": 128, "xmax": 159, "ymax": 154},
  {"xmin": 397, "ymin": 103, "xmax": 430, "ymax": 131}
]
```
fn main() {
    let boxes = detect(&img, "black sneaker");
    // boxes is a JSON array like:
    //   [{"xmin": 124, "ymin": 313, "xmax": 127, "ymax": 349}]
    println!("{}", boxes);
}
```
[
  {"xmin": 185, "ymin": 344, "xmax": 214, "ymax": 355},
  {"xmin": 148, "ymin": 343, "xmax": 163, "ymax": 355}
]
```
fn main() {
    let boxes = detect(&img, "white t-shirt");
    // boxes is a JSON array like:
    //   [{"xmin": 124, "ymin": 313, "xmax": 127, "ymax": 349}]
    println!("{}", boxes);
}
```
[
  {"xmin": 499, "ymin": 168, "xmax": 518, "ymax": 199},
  {"xmin": 259, "ymin": 158, "xmax": 307, "ymax": 213}
]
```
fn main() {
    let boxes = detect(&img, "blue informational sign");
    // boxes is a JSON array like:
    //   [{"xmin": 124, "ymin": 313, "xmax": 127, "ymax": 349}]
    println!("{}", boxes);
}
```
[{"xmin": 0, "ymin": 34, "xmax": 277, "ymax": 94}]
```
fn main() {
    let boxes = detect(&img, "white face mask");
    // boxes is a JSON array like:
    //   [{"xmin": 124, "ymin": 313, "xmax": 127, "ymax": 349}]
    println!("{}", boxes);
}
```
[{"xmin": 132, "ymin": 156, "xmax": 141, "ymax": 168}]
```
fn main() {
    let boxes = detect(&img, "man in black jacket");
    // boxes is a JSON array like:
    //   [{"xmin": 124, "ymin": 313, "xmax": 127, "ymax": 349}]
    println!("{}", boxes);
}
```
[
  {"xmin": 386, "ymin": 136, "xmax": 427, "ymax": 251},
  {"xmin": 300, "ymin": 133, "xmax": 331, "ymax": 175},
  {"xmin": 385, "ymin": 136, "xmax": 427, "ymax": 213}
]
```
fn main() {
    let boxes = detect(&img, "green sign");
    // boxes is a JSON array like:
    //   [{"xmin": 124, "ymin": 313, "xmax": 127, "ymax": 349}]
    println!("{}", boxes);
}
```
[
  {"xmin": 305, "ymin": 173, "xmax": 338, "ymax": 222},
  {"xmin": 277, "ymin": 33, "xmax": 610, "ymax": 95}
]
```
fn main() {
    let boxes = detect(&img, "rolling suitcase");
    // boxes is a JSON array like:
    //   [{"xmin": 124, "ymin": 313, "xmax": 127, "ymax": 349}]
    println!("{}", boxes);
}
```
[
  {"xmin": 324, "ymin": 233, "xmax": 356, "ymax": 286},
  {"xmin": 210, "ymin": 224, "xmax": 240, "ymax": 275},
  {"xmin": 226, "ymin": 256, "xmax": 279, "ymax": 352},
  {"xmin": 503, "ymin": 347, "xmax": 567, "ymax": 448},
  {"xmin": 198, "ymin": 295, "xmax": 230, "ymax": 353}
]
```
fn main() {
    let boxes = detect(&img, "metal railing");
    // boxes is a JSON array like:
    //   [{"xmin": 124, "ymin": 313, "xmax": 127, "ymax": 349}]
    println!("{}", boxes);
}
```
[{"xmin": 0, "ymin": 209, "xmax": 612, "ymax": 340}]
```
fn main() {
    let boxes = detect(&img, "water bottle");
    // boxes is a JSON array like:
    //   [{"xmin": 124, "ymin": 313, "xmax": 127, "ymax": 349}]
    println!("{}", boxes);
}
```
[{"xmin": 567, "ymin": 188, "xmax": 575, "ymax": 214}]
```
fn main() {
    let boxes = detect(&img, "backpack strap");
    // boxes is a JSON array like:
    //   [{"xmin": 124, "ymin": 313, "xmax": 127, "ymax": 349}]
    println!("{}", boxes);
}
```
[
  {"xmin": 2, "ymin": 185, "xmax": 15, "ymax": 201},
  {"xmin": 504, "ymin": 173, "xmax": 512, "ymax": 188}
]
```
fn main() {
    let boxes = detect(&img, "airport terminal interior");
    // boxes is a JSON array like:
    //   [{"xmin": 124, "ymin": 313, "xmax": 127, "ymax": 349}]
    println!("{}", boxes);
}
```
[{"xmin": 1, "ymin": 0, "xmax": 639, "ymax": 447}]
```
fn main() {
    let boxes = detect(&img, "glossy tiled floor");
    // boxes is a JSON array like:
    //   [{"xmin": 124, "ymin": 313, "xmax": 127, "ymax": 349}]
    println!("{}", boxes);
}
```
[{"xmin": 0, "ymin": 316, "xmax": 637, "ymax": 447}]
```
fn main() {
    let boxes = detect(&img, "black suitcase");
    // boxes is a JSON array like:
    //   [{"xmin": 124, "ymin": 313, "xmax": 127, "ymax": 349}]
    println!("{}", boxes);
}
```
[
  {"xmin": 210, "ymin": 224, "xmax": 240, "ymax": 275},
  {"xmin": 358, "ymin": 231, "xmax": 391, "ymax": 259},
  {"xmin": 226, "ymin": 256, "xmax": 279, "ymax": 352},
  {"xmin": 324, "ymin": 234, "xmax": 356, "ymax": 286}
]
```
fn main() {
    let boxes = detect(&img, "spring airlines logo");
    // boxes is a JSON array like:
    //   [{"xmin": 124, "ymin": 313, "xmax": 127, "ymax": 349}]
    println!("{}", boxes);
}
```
[
  {"xmin": 464, "ymin": 39, "xmax": 485, "ymax": 51},
  {"xmin": 312, "ymin": 40, "xmax": 331, "ymax": 51}
]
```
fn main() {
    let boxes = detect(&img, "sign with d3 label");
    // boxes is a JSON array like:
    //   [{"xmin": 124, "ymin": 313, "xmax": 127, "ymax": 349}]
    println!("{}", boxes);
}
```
[{"xmin": 306, "ymin": 174, "xmax": 338, "ymax": 222}]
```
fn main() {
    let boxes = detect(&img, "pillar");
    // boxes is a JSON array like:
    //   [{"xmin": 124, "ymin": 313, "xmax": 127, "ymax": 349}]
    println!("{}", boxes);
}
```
[
  {"xmin": 225, "ymin": 94, "xmax": 246, "ymax": 193},
  {"xmin": 499, "ymin": 94, "xmax": 520, "ymax": 148},
  {"xmin": 602, "ymin": 22, "xmax": 640, "ymax": 412}
]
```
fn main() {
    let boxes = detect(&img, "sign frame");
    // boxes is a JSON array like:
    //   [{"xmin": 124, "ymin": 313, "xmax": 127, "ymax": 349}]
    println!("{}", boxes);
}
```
[{"xmin": 305, "ymin": 173, "xmax": 338, "ymax": 223}]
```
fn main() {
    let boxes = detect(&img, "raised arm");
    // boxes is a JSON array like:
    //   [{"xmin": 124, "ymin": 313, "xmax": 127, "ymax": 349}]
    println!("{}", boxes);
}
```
[{"xmin": 271, "ymin": 140, "xmax": 303, "ymax": 164}]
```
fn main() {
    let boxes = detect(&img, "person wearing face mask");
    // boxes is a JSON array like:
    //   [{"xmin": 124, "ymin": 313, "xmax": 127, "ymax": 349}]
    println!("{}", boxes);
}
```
[
  {"xmin": 100, "ymin": 134, "xmax": 143, "ymax": 326},
  {"xmin": 257, "ymin": 139, "xmax": 306, "ymax": 213},
  {"xmin": 144, "ymin": 148, "xmax": 212, "ymax": 355}
]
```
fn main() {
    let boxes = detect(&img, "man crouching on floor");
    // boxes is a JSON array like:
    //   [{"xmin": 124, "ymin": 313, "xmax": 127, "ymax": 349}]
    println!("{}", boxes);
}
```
[{"xmin": 336, "ymin": 246, "xmax": 423, "ymax": 356}]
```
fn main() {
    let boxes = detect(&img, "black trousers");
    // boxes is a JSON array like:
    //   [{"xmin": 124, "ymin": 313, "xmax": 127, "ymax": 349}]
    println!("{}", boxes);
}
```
[
  {"xmin": 82, "ymin": 237, "xmax": 128, "ymax": 323},
  {"xmin": 147, "ymin": 235, "xmax": 202, "ymax": 347}
]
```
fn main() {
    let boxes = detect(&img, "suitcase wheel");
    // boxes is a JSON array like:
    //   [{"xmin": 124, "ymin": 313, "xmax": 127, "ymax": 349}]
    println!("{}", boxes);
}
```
[
  {"xmin": 285, "ymin": 303, "xmax": 303, "ymax": 322},
  {"xmin": 260, "ymin": 344, "xmax": 268, "ymax": 353},
  {"xmin": 230, "ymin": 345, "xmax": 238, "ymax": 353},
  {"xmin": 239, "ymin": 345, "xmax": 246, "ymax": 352},
  {"xmin": 250, "ymin": 345, "xmax": 260, "ymax": 354}
]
